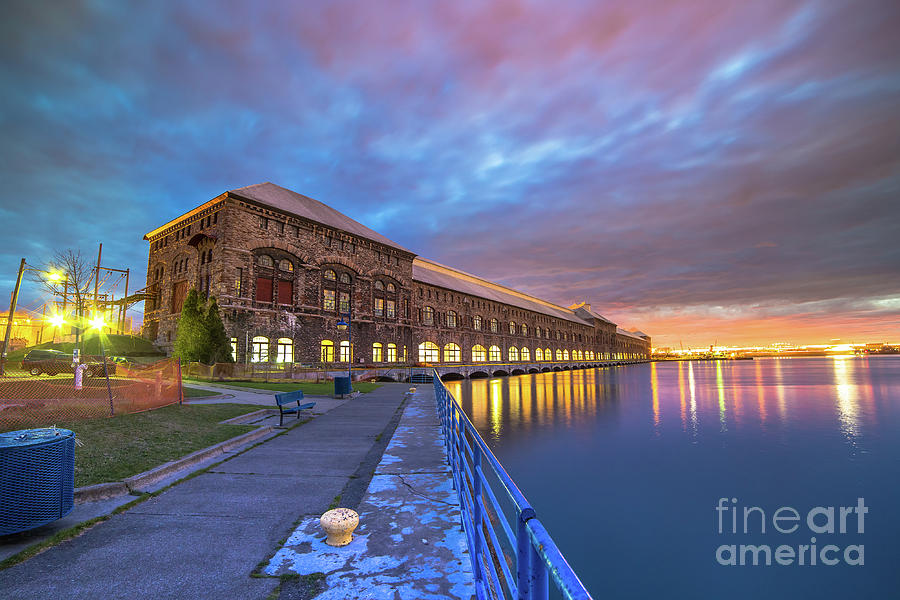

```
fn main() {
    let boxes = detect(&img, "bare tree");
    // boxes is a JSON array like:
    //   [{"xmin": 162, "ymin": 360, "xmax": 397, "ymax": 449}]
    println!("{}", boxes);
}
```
[{"xmin": 28, "ymin": 248, "xmax": 95, "ymax": 320}]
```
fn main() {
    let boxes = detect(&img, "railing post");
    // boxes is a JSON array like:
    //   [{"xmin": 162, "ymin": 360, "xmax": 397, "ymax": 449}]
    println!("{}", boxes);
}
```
[
  {"xmin": 529, "ymin": 542, "xmax": 549, "ymax": 600},
  {"xmin": 516, "ymin": 511, "xmax": 532, "ymax": 600},
  {"xmin": 472, "ymin": 443, "xmax": 484, "ymax": 586}
]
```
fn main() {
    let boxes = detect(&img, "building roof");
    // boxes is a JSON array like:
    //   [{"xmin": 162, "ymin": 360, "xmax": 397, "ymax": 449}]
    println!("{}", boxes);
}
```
[
  {"xmin": 412, "ymin": 258, "xmax": 593, "ymax": 326},
  {"xmin": 617, "ymin": 327, "xmax": 648, "ymax": 340},
  {"xmin": 228, "ymin": 183, "xmax": 410, "ymax": 253}
]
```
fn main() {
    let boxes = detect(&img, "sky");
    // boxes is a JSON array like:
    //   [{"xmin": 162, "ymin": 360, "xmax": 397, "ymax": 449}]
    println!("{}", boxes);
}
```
[{"xmin": 1, "ymin": 0, "xmax": 899, "ymax": 348}]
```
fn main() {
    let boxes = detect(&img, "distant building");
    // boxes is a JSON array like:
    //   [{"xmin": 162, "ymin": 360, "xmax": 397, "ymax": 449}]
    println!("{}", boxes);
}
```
[{"xmin": 142, "ymin": 183, "xmax": 650, "ymax": 366}]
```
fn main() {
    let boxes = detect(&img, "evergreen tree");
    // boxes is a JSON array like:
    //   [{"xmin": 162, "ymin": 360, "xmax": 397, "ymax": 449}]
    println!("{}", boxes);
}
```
[
  {"xmin": 204, "ymin": 297, "xmax": 234, "ymax": 363},
  {"xmin": 172, "ymin": 289, "xmax": 207, "ymax": 362}
]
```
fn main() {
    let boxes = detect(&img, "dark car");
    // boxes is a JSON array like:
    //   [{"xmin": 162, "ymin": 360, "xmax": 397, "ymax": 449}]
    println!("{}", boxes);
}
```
[{"xmin": 21, "ymin": 349, "xmax": 117, "ymax": 377}]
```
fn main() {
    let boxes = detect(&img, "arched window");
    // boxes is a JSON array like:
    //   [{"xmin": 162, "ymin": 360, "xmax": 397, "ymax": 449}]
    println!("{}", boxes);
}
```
[
  {"xmin": 276, "ymin": 338, "xmax": 293, "ymax": 363},
  {"xmin": 372, "ymin": 342, "xmax": 383, "ymax": 362},
  {"xmin": 386, "ymin": 343, "xmax": 397, "ymax": 362},
  {"xmin": 386, "ymin": 282, "xmax": 396, "ymax": 293},
  {"xmin": 472, "ymin": 345, "xmax": 487, "ymax": 362},
  {"xmin": 374, "ymin": 280, "xmax": 384, "ymax": 291},
  {"xmin": 563, "ymin": 350, "xmax": 570, "ymax": 360},
  {"xmin": 230, "ymin": 337, "xmax": 237, "ymax": 362},
  {"xmin": 324, "ymin": 269, "xmax": 336, "ymax": 281},
  {"xmin": 488, "ymin": 345, "xmax": 501, "ymax": 362},
  {"xmin": 278, "ymin": 259, "xmax": 293, "ymax": 272},
  {"xmin": 258, "ymin": 255, "xmax": 273, "ymax": 268},
  {"xmin": 339, "ymin": 341, "xmax": 352, "ymax": 362},
  {"xmin": 555, "ymin": 349, "xmax": 563, "ymax": 361},
  {"xmin": 535, "ymin": 326, "xmax": 542, "ymax": 338},
  {"xmin": 535, "ymin": 348, "xmax": 544, "ymax": 361},
  {"xmin": 508, "ymin": 346, "xmax": 519, "ymax": 361},
  {"xmin": 446, "ymin": 311, "xmax": 457, "ymax": 328},
  {"xmin": 251, "ymin": 336, "xmax": 269, "ymax": 363},
  {"xmin": 509, "ymin": 321, "xmax": 516, "ymax": 335},
  {"xmin": 521, "ymin": 347, "xmax": 530, "ymax": 361},
  {"xmin": 422, "ymin": 306, "xmax": 434, "ymax": 326},
  {"xmin": 443, "ymin": 343, "xmax": 461, "ymax": 362},
  {"xmin": 418, "ymin": 341, "xmax": 439, "ymax": 363},
  {"xmin": 320, "ymin": 340, "xmax": 334, "ymax": 362},
  {"xmin": 587, "ymin": 351, "xmax": 594, "ymax": 360},
  {"xmin": 521, "ymin": 324, "xmax": 528, "ymax": 336},
  {"xmin": 340, "ymin": 272, "xmax": 351, "ymax": 284},
  {"xmin": 545, "ymin": 348, "xmax": 551, "ymax": 359},
  {"xmin": 489, "ymin": 318, "xmax": 499, "ymax": 333},
  {"xmin": 473, "ymin": 315, "xmax": 482, "ymax": 331}
]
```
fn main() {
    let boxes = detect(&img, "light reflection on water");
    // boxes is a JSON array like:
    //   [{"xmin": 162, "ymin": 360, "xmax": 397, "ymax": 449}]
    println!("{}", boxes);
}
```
[{"xmin": 446, "ymin": 357, "xmax": 899, "ymax": 599}]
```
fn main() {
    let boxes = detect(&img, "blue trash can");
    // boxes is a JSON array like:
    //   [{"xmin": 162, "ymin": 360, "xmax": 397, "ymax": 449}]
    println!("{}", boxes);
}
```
[
  {"xmin": 0, "ymin": 428, "xmax": 76, "ymax": 535},
  {"xmin": 334, "ymin": 376, "xmax": 352, "ymax": 397}
]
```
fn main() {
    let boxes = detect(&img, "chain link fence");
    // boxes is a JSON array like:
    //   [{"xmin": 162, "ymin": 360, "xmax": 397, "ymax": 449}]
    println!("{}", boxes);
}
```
[{"xmin": 0, "ymin": 358, "xmax": 183, "ymax": 433}]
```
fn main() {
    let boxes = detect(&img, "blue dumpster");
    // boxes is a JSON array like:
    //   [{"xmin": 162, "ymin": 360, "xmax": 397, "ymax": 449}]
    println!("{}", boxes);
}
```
[
  {"xmin": 334, "ymin": 376, "xmax": 352, "ymax": 397},
  {"xmin": 0, "ymin": 428, "xmax": 76, "ymax": 535}
]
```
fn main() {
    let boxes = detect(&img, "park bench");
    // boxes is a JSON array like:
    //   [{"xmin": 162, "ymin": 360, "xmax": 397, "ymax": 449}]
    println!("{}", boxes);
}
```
[{"xmin": 274, "ymin": 390, "xmax": 316, "ymax": 426}]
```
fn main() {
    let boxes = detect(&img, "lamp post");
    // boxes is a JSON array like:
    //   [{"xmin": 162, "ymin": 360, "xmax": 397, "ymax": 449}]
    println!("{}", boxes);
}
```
[{"xmin": 336, "ymin": 309, "xmax": 352, "ymax": 390}]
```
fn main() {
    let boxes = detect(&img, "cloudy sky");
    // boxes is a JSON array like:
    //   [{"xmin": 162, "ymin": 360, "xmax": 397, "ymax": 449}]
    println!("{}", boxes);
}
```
[{"xmin": 2, "ymin": 0, "xmax": 898, "ymax": 347}]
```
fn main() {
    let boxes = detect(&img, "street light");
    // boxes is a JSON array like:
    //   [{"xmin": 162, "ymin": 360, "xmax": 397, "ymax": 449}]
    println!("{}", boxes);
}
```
[{"xmin": 336, "ymin": 311, "xmax": 352, "ymax": 390}]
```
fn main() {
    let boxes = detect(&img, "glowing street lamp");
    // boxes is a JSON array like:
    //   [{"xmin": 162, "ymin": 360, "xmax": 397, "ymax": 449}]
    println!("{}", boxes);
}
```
[
  {"xmin": 47, "ymin": 314, "xmax": 66, "ymax": 328},
  {"xmin": 90, "ymin": 316, "xmax": 107, "ymax": 330}
]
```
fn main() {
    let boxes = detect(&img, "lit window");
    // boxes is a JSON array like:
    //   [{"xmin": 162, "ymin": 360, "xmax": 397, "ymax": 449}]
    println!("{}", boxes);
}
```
[
  {"xmin": 488, "ymin": 345, "xmax": 501, "ymax": 362},
  {"xmin": 489, "ymin": 318, "xmax": 499, "ymax": 333},
  {"xmin": 563, "ymin": 350, "xmax": 570, "ymax": 360},
  {"xmin": 423, "ymin": 306, "xmax": 434, "ymax": 326},
  {"xmin": 258, "ymin": 255, "xmax": 273, "ymax": 268},
  {"xmin": 339, "ymin": 292, "xmax": 350, "ymax": 313},
  {"xmin": 340, "ymin": 341, "xmax": 352, "ymax": 362},
  {"xmin": 535, "ymin": 327, "xmax": 542, "ymax": 338},
  {"xmin": 279, "ymin": 259, "xmax": 293, "ymax": 272},
  {"xmin": 473, "ymin": 315, "xmax": 482, "ymax": 331},
  {"xmin": 374, "ymin": 297, "xmax": 384, "ymax": 317},
  {"xmin": 320, "ymin": 340, "xmax": 334, "ymax": 362},
  {"xmin": 509, "ymin": 321, "xmax": 516, "ymax": 335},
  {"xmin": 418, "ymin": 341, "xmax": 439, "ymax": 363},
  {"xmin": 324, "ymin": 269, "xmax": 336, "ymax": 281},
  {"xmin": 443, "ymin": 343, "xmax": 461, "ymax": 362},
  {"xmin": 556, "ymin": 349, "xmax": 563, "ymax": 361},
  {"xmin": 251, "ymin": 336, "xmax": 269, "ymax": 363},
  {"xmin": 386, "ymin": 282, "xmax": 396, "ymax": 293},
  {"xmin": 372, "ymin": 342, "xmax": 383, "ymax": 362},
  {"xmin": 472, "ymin": 345, "xmax": 487, "ymax": 362},
  {"xmin": 340, "ymin": 272, "xmax": 351, "ymax": 284},
  {"xmin": 374, "ymin": 280, "xmax": 384, "ymax": 291},
  {"xmin": 447, "ymin": 311, "xmax": 457, "ymax": 328},
  {"xmin": 276, "ymin": 338, "xmax": 293, "ymax": 363},
  {"xmin": 323, "ymin": 289, "xmax": 335, "ymax": 310},
  {"xmin": 230, "ymin": 337, "xmax": 238, "ymax": 362},
  {"xmin": 521, "ymin": 324, "xmax": 527, "ymax": 336},
  {"xmin": 521, "ymin": 347, "xmax": 530, "ymax": 361},
  {"xmin": 508, "ymin": 346, "xmax": 519, "ymax": 361},
  {"xmin": 536, "ymin": 348, "xmax": 544, "ymax": 361},
  {"xmin": 386, "ymin": 299, "xmax": 396, "ymax": 318},
  {"xmin": 386, "ymin": 343, "xmax": 397, "ymax": 362}
]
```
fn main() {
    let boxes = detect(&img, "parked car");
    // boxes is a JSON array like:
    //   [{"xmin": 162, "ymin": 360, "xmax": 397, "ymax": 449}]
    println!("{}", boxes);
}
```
[{"xmin": 21, "ymin": 349, "xmax": 117, "ymax": 377}]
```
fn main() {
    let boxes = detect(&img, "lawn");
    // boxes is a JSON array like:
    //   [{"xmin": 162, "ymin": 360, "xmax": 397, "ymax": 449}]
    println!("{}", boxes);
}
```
[
  {"xmin": 59, "ymin": 403, "xmax": 261, "ymax": 487},
  {"xmin": 203, "ymin": 380, "xmax": 382, "ymax": 395},
  {"xmin": 182, "ymin": 386, "xmax": 223, "ymax": 398}
]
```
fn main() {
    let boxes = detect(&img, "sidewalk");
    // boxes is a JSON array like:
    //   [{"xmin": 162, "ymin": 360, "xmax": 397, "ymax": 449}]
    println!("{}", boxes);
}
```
[{"xmin": 0, "ymin": 384, "xmax": 413, "ymax": 599}]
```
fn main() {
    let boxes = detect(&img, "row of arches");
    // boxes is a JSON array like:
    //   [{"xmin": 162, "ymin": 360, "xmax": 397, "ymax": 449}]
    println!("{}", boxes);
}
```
[{"xmin": 416, "ymin": 342, "xmax": 608, "ymax": 364}]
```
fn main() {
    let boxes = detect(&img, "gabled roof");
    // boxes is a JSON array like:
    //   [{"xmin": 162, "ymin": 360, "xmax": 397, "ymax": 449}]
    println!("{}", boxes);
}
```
[
  {"xmin": 412, "ymin": 258, "xmax": 592, "ymax": 325},
  {"xmin": 228, "ymin": 183, "xmax": 410, "ymax": 252},
  {"xmin": 617, "ymin": 328, "xmax": 647, "ymax": 340}
]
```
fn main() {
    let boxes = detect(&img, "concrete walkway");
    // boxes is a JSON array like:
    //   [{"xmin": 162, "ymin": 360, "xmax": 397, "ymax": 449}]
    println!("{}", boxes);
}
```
[
  {"xmin": 0, "ymin": 384, "xmax": 414, "ymax": 599},
  {"xmin": 267, "ymin": 387, "xmax": 475, "ymax": 599}
]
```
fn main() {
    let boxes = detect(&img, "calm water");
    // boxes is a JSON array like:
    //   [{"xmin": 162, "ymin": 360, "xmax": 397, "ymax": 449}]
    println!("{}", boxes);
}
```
[{"xmin": 445, "ymin": 357, "xmax": 900, "ymax": 599}]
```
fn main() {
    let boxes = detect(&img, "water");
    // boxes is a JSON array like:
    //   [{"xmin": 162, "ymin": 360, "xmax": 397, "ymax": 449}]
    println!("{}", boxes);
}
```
[{"xmin": 445, "ymin": 357, "xmax": 900, "ymax": 599}]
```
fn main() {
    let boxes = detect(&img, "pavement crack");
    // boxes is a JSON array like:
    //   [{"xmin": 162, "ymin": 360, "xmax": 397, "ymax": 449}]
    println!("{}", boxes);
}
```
[{"xmin": 396, "ymin": 474, "xmax": 454, "ymax": 506}]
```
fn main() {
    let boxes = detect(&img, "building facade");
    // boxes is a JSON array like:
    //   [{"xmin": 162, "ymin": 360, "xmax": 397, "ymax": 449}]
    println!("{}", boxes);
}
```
[{"xmin": 142, "ymin": 183, "xmax": 650, "ymax": 369}]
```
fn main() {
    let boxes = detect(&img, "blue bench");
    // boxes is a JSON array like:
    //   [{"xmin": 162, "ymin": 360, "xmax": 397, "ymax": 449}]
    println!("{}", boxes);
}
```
[{"xmin": 274, "ymin": 390, "xmax": 316, "ymax": 426}]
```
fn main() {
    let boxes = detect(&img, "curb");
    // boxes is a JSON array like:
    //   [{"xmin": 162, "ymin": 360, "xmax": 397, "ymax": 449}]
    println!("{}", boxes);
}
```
[
  {"xmin": 220, "ymin": 408, "xmax": 274, "ymax": 424},
  {"xmin": 73, "ymin": 426, "xmax": 275, "ymax": 503}
]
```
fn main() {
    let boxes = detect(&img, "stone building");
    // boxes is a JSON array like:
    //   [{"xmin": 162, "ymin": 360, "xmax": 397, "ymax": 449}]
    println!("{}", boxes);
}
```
[{"xmin": 142, "ymin": 183, "xmax": 650, "ymax": 369}]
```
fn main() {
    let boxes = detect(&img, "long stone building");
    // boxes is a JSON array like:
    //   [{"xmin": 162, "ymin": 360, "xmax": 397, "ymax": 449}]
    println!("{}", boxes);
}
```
[{"xmin": 142, "ymin": 183, "xmax": 650, "ymax": 371}]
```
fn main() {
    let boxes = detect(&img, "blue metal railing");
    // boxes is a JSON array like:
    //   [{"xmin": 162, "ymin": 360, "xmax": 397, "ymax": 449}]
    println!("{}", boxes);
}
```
[{"xmin": 433, "ymin": 371, "xmax": 592, "ymax": 600}]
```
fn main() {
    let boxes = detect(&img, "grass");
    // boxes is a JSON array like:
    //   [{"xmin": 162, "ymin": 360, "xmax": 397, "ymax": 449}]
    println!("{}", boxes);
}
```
[
  {"xmin": 202, "ymin": 380, "xmax": 382, "ymax": 395},
  {"xmin": 181, "ymin": 386, "xmax": 223, "ymax": 398},
  {"xmin": 59, "ymin": 403, "xmax": 261, "ymax": 487}
]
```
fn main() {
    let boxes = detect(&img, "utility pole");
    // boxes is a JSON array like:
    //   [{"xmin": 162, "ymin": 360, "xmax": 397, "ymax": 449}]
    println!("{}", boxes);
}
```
[{"xmin": 1, "ymin": 258, "xmax": 26, "ymax": 376}]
